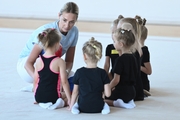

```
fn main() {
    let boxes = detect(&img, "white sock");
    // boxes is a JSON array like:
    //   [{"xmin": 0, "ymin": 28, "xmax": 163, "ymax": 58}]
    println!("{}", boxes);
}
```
[
  {"xmin": 101, "ymin": 102, "xmax": 110, "ymax": 114},
  {"xmin": 71, "ymin": 102, "xmax": 80, "ymax": 114},
  {"xmin": 48, "ymin": 98, "xmax": 65, "ymax": 110},
  {"xmin": 39, "ymin": 102, "xmax": 53, "ymax": 109},
  {"xmin": 20, "ymin": 84, "xmax": 33, "ymax": 92},
  {"xmin": 113, "ymin": 99, "xmax": 136, "ymax": 109},
  {"xmin": 128, "ymin": 100, "xmax": 136, "ymax": 108}
]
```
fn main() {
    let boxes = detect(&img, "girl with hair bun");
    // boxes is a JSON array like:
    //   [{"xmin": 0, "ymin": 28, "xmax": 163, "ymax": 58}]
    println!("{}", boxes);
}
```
[
  {"xmin": 140, "ymin": 19, "xmax": 152, "ymax": 96},
  {"xmin": 104, "ymin": 28, "xmax": 138, "ymax": 109},
  {"xmin": 70, "ymin": 37, "xmax": 111, "ymax": 114},
  {"xmin": 117, "ymin": 16, "xmax": 145, "ymax": 101},
  {"xmin": 104, "ymin": 15, "xmax": 124, "ymax": 80},
  {"xmin": 34, "ymin": 28, "xmax": 71, "ymax": 110}
]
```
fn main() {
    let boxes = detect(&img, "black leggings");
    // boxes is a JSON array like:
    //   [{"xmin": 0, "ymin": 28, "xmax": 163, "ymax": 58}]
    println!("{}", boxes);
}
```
[{"xmin": 106, "ymin": 86, "xmax": 136, "ymax": 103}]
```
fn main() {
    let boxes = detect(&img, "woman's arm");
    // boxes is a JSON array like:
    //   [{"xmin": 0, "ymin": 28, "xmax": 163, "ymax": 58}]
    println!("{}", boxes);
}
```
[
  {"xmin": 25, "ymin": 44, "xmax": 42, "ymax": 79},
  {"xmin": 104, "ymin": 56, "xmax": 110, "ymax": 73},
  {"xmin": 69, "ymin": 85, "xmax": 79, "ymax": 110},
  {"xmin": 110, "ymin": 73, "xmax": 120, "ymax": 89},
  {"xmin": 141, "ymin": 62, "xmax": 152, "ymax": 75},
  {"xmin": 65, "ymin": 46, "xmax": 75, "ymax": 75}
]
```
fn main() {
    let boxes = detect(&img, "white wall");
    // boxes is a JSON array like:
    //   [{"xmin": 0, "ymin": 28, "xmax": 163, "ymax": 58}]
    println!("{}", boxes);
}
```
[
  {"xmin": 1, "ymin": 0, "xmax": 180, "ymax": 25},
  {"xmin": 1, "ymin": 28, "xmax": 180, "ymax": 84}
]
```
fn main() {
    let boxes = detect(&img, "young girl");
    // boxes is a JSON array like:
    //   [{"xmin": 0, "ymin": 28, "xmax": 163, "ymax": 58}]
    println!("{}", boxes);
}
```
[
  {"xmin": 104, "ymin": 28, "xmax": 137, "ymax": 109},
  {"xmin": 118, "ymin": 16, "xmax": 145, "ymax": 101},
  {"xmin": 33, "ymin": 28, "xmax": 71, "ymax": 109},
  {"xmin": 70, "ymin": 37, "xmax": 111, "ymax": 114},
  {"xmin": 104, "ymin": 15, "xmax": 124, "ymax": 80},
  {"xmin": 140, "ymin": 19, "xmax": 152, "ymax": 96}
]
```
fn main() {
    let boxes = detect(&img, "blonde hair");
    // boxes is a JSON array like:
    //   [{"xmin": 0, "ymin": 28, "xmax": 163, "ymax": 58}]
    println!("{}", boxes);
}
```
[
  {"xmin": 60, "ymin": 2, "xmax": 79, "ymax": 19},
  {"xmin": 38, "ymin": 28, "xmax": 61, "ymax": 49},
  {"xmin": 113, "ymin": 15, "xmax": 124, "ymax": 25},
  {"xmin": 82, "ymin": 37, "xmax": 102, "ymax": 63},
  {"xmin": 141, "ymin": 26, "xmax": 148, "ymax": 41},
  {"xmin": 120, "ymin": 18, "xmax": 142, "ymax": 41},
  {"xmin": 114, "ymin": 28, "xmax": 135, "ymax": 48},
  {"xmin": 121, "ymin": 23, "xmax": 133, "ymax": 31},
  {"xmin": 111, "ymin": 15, "xmax": 124, "ymax": 28},
  {"xmin": 119, "ymin": 16, "xmax": 144, "ymax": 54},
  {"xmin": 140, "ymin": 18, "xmax": 148, "ymax": 42}
]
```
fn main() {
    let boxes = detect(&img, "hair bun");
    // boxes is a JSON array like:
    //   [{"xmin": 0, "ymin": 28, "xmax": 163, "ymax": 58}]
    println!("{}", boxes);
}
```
[
  {"xmin": 143, "ymin": 18, "xmax": 147, "ymax": 25},
  {"xmin": 118, "ymin": 15, "xmax": 124, "ymax": 20},
  {"xmin": 90, "ymin": 37, "xmax": 95, "ymax": 41},
  {"xmin": 135, "ymin": 15, "xmax": 143, "ymax": 25}
]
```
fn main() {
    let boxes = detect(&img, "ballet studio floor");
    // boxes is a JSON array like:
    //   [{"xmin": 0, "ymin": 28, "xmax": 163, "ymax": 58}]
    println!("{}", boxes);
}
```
[{"xmin": 0, "ymin": 28, "xmax": 180, "ymax": 120}]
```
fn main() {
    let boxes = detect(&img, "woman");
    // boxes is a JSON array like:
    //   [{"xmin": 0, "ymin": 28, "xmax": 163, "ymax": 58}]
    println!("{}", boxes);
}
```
[{"xmin": 17, "ymin": 2, "xmax": 79, "ymax": 92}]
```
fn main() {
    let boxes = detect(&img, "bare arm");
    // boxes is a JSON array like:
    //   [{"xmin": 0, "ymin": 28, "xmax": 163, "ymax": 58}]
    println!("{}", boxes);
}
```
[
  {"xmin": 65, "ymin": 46, "xmax": 75, "ymax": 75},
  {"xmin": 59, "ymin": 59, "xmax": 71, "ymax": 105},
  {"xmin": 104, "ymin": 84, "xmax": 111, "ymax": 97},
  {"xmin": 25, "ymin": 44, "xmax": 42, "ymax": 79},
  {"xmin": 33, "ymin": 58, "xmax": 40, "ymax": 92},
  {"xmin": 69, "ymin": 84, "xmax": 79, "ymax": 110},
  {"xmin": 104, "ymin": 56, "xmax": 110, "ymax": 73},
  {"xmin": 141, "ymin": 62, "xmax": 152, "ymax": 75},
  {"xmin": 110, "ymin": 73, "xmax": 120, "ymax": 89}
]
